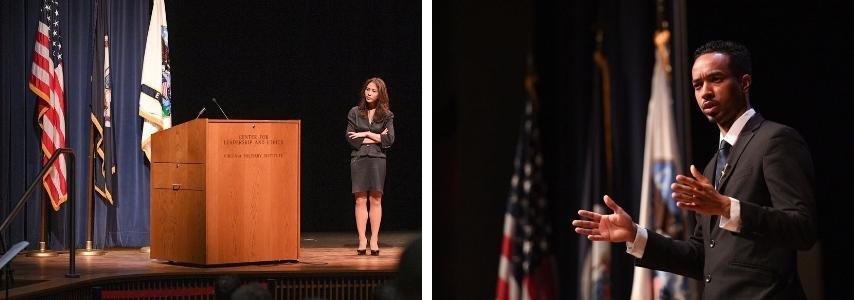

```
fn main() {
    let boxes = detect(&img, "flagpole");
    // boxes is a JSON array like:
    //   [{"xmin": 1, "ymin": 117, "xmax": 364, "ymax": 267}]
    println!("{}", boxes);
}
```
[
  {"xmin": 79, "ymin": 0, "xmax": 106, "ymax": 256},
  {"xmin": 593, "ymin": 29, "xmax": 615, "ymax": 194},
  {"xmin": 78, "ymin": 124, "xmax": 104, "ymax": 256},
  {"xmin": 26, "ymin": 190, "xmax": 57, "ymax": 257}
]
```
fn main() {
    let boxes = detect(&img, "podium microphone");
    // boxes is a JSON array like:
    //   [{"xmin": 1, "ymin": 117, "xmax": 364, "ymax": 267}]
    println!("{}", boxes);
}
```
[
  {"xmin": 194, "ymin": 106, "xmax": 207, "ymax": 119},
  {"xmin": 211, "ymin": 97, "xmax": 230, "ymax": 119}
]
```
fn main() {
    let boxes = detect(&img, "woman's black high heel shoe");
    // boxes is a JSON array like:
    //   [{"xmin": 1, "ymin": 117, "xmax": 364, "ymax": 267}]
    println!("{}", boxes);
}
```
[
  {"xmin": 357, "ymin": 249, "xmax": 367, "ymax": 256},
  {"xmin": 369, "ymin": 239, "xmax": 379, "ymax": 255}
]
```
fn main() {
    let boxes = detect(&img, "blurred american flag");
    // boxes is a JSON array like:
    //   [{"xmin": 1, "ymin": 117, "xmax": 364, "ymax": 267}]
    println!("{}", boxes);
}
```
[{"xmin": 496, "ymin": 89, "xmax": 557, "ymax": 300}]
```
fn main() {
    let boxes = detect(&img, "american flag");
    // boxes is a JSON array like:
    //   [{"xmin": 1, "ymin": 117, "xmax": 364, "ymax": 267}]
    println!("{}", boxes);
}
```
[
  {"xmin": 29, "ymin": 0, "xmax": 68, "ymax": 211},
  {"xmin": 496, "ymin": 87, "xmax": 557, "ymax": 300}
]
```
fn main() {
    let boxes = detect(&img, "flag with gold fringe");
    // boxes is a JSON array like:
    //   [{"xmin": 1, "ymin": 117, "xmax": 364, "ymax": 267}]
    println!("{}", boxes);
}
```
[
  {"xmin": 91, "ymin": 0, "xmax": 116, "ymax": 204},
  {"xmin": 29, "ymin": 0, "xmax": 68, "ymax": 211}
]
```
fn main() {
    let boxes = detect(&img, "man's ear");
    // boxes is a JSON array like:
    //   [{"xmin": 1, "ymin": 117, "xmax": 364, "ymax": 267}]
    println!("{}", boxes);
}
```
[{"xmin": 740, "ymin": 74, "xmax": 752, "ymax": 94}]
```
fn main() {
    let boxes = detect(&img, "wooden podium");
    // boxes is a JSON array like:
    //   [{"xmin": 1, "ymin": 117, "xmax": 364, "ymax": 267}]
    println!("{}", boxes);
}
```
[{"xmin": 150, "ymin": 119, "xmax": 300, "ymax": 265}]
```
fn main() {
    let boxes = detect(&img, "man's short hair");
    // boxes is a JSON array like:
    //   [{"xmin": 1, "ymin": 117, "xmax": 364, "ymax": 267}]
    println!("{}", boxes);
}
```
[{"xmin": 693, "ymin": 40, "xmax": 752, "ymax": 77}]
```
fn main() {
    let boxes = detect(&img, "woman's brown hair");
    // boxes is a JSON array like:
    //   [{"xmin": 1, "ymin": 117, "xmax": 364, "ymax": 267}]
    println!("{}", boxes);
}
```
[{"xmin": 358, "ymin": 77, "xmax": 391, "ymax": 122}]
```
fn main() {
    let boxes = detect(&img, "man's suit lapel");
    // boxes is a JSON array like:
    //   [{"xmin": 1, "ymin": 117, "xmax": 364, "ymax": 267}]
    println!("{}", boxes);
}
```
[{"xmin": 717, "ymin": 113, "xmax": 765, "ymax": 192}]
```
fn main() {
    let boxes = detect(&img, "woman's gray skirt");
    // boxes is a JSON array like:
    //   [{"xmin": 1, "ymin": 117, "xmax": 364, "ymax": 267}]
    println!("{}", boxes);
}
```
[{"xmin": 351, "ymin": 156, "xmax": 386, "ymax": 193}]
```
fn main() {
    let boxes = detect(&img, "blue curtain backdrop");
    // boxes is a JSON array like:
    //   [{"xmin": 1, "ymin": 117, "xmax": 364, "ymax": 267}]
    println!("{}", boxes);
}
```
[{"xmin": 0, "ymin": 0, "xmax": 151, "ymax": 249}]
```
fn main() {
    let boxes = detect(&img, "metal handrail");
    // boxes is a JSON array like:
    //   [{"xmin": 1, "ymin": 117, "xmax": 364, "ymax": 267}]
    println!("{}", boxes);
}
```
[{"xmin": 0, "ymin": 148, "xmax": 78, "ymax": 278}]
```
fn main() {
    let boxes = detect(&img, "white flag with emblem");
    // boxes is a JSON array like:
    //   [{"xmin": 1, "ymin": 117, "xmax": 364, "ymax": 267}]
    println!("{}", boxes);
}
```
[
  {"xmin": 138, "ymin": 0, "xmax": 172, "ymax": 161},
  {"xmin": 631, "ymin": 33, "xmax": 691, "ymax": 300}
]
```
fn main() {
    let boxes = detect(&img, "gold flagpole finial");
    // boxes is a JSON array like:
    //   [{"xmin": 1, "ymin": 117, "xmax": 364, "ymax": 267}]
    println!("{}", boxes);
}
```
[
  {"xmin": 525, "ymin": 53, "xmax": 539, "ymax": 111},
  {"xmin": 654, "ymin": 29, "xmax": 672, "ymax": 74}
]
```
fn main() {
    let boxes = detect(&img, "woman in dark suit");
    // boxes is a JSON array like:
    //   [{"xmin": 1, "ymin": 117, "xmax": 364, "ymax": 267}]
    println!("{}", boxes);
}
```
[{"xmin": 346, "ymin": 77, "xmax": 395, "ymax": 256}]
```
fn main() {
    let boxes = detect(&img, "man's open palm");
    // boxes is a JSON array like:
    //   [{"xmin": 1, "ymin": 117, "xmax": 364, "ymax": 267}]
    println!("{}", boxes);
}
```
[{"xmin": 572, "ymin": 195, "xmax": 636, "ymax": 243}]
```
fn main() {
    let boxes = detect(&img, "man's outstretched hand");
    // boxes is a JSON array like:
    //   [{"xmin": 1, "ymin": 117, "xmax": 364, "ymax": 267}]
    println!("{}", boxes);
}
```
[{"xmin": 572, "ymin": 195, "xmax": 637, "ymax": 243}]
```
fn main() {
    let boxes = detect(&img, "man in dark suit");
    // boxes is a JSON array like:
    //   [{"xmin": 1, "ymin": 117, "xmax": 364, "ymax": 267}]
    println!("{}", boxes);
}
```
[{"xmin": 572, "ymin": 40, "xmax": 817, "ymax": 299}]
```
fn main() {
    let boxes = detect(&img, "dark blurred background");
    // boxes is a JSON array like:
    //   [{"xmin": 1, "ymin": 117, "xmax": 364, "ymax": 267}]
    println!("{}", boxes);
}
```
[{"xmin": 435, "ymin": 0, "xmax": 854, "ymax": 298}]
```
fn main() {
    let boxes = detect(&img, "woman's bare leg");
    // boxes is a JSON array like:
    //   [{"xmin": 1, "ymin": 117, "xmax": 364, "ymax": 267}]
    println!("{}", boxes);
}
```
[
  {"xmin": 369, "ymin": 191, "xmax": 383, "ymax": 250},
  {"xmin": 355, "ymin": 192, "xmax": 368, "ymax": 250}
]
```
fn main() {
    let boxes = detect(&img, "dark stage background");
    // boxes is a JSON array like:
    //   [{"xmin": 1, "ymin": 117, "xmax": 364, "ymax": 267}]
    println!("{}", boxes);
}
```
[
  {"xmin": 436, "ymin": 0, "xmax": 853, "ymax": 299},
  {"xmin": 0, "ymin": 0, "xmax": 421, "ymax": 251}
]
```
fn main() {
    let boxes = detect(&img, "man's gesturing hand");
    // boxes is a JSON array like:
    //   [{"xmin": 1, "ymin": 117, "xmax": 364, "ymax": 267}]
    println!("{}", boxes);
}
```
[{"xmin": 572, "ymin": 195, "xmax": 637, "ymax": 243}]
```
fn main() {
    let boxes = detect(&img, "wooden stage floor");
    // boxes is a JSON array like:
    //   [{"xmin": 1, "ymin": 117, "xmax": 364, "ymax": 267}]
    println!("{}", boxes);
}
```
[{"xmin": 1, "ymin": 231, "xmax": 420, "ymax": 299}]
